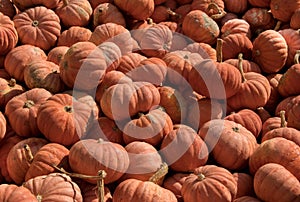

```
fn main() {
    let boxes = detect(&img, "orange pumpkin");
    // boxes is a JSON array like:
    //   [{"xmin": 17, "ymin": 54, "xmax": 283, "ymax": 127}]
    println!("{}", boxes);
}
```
[
  {"xmin": 223, "ymin": 0, "xmax": 248, "ymax": 14},
  {"xmin": 290, "ymin": 8, "xmax": 300, "ymax": 29},
  {"xmin": 233, "ymin": 173, "xmax": 254, "ymax": 199},
  {"xmin": 57, "ymin": 26, "xmax": 92, "ymax": 47},
  {"xmin": 12, "ymin": 0, "xmax": 60, "ymax": 10},
  {"xmin": 0, "ymin": 184, "xmax": 37, "ymax": 202},
  {"xmin": 114, "ymin": 0, "xmax": 155, "ymax": 20},
  {"xmin": 279, "ymin": 29, "xmax": 300, "ymax": 67},
  {"xmin": 0, "ymin": 78, "xmax": 24, "ymax": 110},
  {"xmin": 93, "ymin": 3, "xmax": 126, "ymax": 27},
  {"xmin": 47, "ymin": 46, "xmax": 69, "ymax": 65},
  {"xmin": 221, "ymin": 19, "xmax": 251, "ymax": 39},
  {"xmin": 270, "ymin": 0, "xmax": 300, "ymax": 22},
  {"xmin": 248, "ymin": 0, "xmax": 270, "ymax": 8},
  {"xmin": 0, "ymin": 12, "xmax": 18, "ymax": 55},
  {"xmin": 191, "ymin": 0, "xmax": 225, "ymax": 19}
]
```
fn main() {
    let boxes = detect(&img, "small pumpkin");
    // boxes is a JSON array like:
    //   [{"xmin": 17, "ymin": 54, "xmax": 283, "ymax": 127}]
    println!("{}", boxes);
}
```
[
  {"xmin": 163, "ymin": 173, "xmax": 189, "ymax": 201},
  {"xmin": 0, "ymin": 78, "xmax": 24, "ymax": 110},
  {"xmin": 0, "ymin": 184, "xmax": 38, "ymax": 202},
  {"xmin": 57, "ymin": 26, "xmax": 92, "ymax": 47},
  {"xmin": 191, "ymin": 0, "xmax": 225, "ymax": 19},
  {"xmin": 270, "ymin": 0, "xmax": 300, "ymax": 22},
  {"xmin": 221, "ymin": 19, "xmax": 251, "ymax": 39},
  {"xmin": 116, "ymin": 52, "xmax": 147, "ymax": 74},
  {"xmin": 47, "ymin": 46, "xmax": 69, "ymax": 65},
  {"xmin": 183, "ymin": 42, "xmax": 217, "ymax": 61},
  {"xmin": 233, "ymin": 173, "xmax": 255, "ymax": 199},
  {"xmin": 234, "ymin": 196, "xmax": 262, "ymax": 202},
  {"xmin": 0, "ymin": 12, "xmax": 18, "ymax": 55},
  {"xmin": 223, "ymin": 0, "xmax": 248, "ymax": 14},
  {"xmin": 93, "ymin": 3, "xmax": 126, "ymax": 27},
  {"xmin": 248, "ymin": 0, "xmax": 270, "ymax": 8},
  {"xmin": 286, "ymin": 95, "xmax": 300, "ymax": 130},
  {"xmin": 290, "ymin": 8, "xmax": 300, "ymax": 29}
]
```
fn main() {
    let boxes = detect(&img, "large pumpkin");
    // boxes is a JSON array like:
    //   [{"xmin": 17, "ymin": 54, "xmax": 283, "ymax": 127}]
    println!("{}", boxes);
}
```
[
  {"xmin": 13, "ymin": 6, "xmax": 61, "ymax": 51},
  {"xmin": 0, "ymin": 184, "xmax": 37, "ymax": 202},
  {"xmin": 0, "ymin": 12, "xmax": 18, "ymax": 55}
]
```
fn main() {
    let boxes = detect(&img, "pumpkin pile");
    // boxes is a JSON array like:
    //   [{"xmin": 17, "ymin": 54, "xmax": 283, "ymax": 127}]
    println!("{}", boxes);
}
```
[{"xmin": 0, "ymin": 0, "xmax": 300, "ymax": 201}]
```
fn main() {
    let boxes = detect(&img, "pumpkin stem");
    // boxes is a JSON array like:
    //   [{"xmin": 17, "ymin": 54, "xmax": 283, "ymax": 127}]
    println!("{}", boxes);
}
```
[
  {"xmin": 32, "ymin": 20, "xmax": 39, "ymax": 27},
  {"xmin": 146, "ymin": 18, "xmax": 154, "ymax": 25},
  {"xmin": 8, "ymin": 78, "xmax": 16, "ymax": 87},
  {"xmin": 197, "ymin": 173, "xmax": 206, "ymax": 181},
  {"xmin": 274, "ymin": 21, "xmax": 282, "ymax": 31},
  {"xmin": 36, "ymin": 194, "xmax": 42, "ymax": 202},
  {"xmin": 279, "ymin": 110, "xmax": 287, "ymax": 127},
  {"xmin": 24, "ymin": 144, "xmax": 34, "ymax": 163},
  {"xmin": 238, "ymin": 53, "xmax": 247, "ymax": 83},
  {"xmin": 216, "ymin": 38, "xmax": 223, "ymax": 63},
  {"xmin": 232, "ymin": 126, "xmax": 240, "ymax": 132},
  {"xmin": 208, "ymin": 3, "xmax": 227, "ymax": 20},
  {"xmin": 97, "ymin": 170, "xmax": 107, "ymax": 202},
  {"xmin": 149, "ymin": 162, "xmax": 168, "ymax": 184},
  {"xmin": 64, "ymin": 105, "xmax": 73, "ymax": 113},
  {"xmin": 23, "ymin": 100, "xmax": 35, "ymax": 108},
  {"xmin": 166, "ymin": 8, "xmax": 181, "ymax": 19},
  {"xmin": 294, "ymin": 50, "xmax": 300, "ymax": 64}
]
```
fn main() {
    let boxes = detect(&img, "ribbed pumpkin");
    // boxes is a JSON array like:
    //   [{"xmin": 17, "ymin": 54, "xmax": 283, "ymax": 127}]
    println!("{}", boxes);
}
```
[
  {"xmin": 6, "ymin": 137, "xmax": 48, "ymax": 185},
  {"xmin": 76, "ymin": 180, "xmax": 112, "ymax": 202},
  {"xmin": 191, "ymin": 0, "xmax": 225, "ymax": 19},
  {"xmin": 5, "ymin": 88, "xmax": 52, "ymax": 137},
  {"xmin": 0, "ymin": 78, "xmax": 24, "ymax": 110},
  {"xmin": 0, "ymin": 12, "xmax": 18, "ymax": 55},
  {"xmin": 116, "ymin": 52, "xmax": 147, "ymax": 74},
  {"xmin": 252, "ymin": 30, "xmax": 288, "ymax": 73},
  {"xmin": 286, "ymin": 95, "xmax": 300, "ymax": 130},
  {"xmin": 224, "ymin": 57, "xmax": 261, "ymax": 73},
  {"xmin": 182, "ymin": 10, "xmax": 219, "ymax": 45},
  {"xmin": 13, "ymin": 6, "xmax": 61, "ymax": 51},
  {"xmin": 12, "ymin": 0, "xmax": 60, "ymax": 10},
  {"xmin": 290, "ymin": 8, "xmax": 300, "ymax": 29},
  {"xmin": 47, "ymin": 46, "xmax": 69, "ymax": 65},
  {"xmin": 181, "ymin": 165, "xmax": 237, "ymax": 202},
  {"xmin": 0, "ymin": 184, "xmax": 38, "ymax": 202},
  {"xmin": 264, "ymin": 73, "xmax": 282, "ymax": 112},
  {"xmin": 69, "ymin": 139, "xmax": 129, "ymax": 184},
  {"xmin": 248, "ymin": 0, "xmax": 270, "ymax": 8},
  {"xmin": 233, "ymin": 173, "xmax": 254, "ymax": 199},
  {"xmin": 37, "ymin": 93, "xmax": 93, "ymax": 146},
  {"xmin": 23, "ymin": 173, "xmax": 83, "ymax": 202},
  {"xmin": 183, "ymin": 42, "xmax": 217, "ymax": 61},
  {"xmin": 57, "ymin": 26, "xmax": 92, "ymax": 47},
  {"xmin": 270, "ymin": 0, "xmax": 300, "ymax": 22},
  {"xmin": 163, "ymin": 173, "xmax": 189, "ymax": 201},
  {"xmin": 55, "ymin": 0, "xmax": 93, "ymax": 27},
  {"xmin": 199, "ymin": 119, "xmax": 258, "ymax": 170},
  {"xmin": 223, "ymin": 0, "xmax": 248, "ymax": 14},
  {"xmin": 93, "ymin": 2, "xmax": 125, "ymax": 27},
  {"xmin": 221, "ymin": 19, "xmax": 251, "ymax": 39},
  {"xmin": 4, "ymin": 45, "xmax": 47, "ymax": 82},
  {"xmin": 254, "ymin": 163, "xmax": 300, "ymax": 202},
  {"xmin": 275, "ymin": 95, "xmax": 296, "ymax": 116},
  {"xmin": 161, "ymin": 124, "xmax": 209, "ymax": 172},
  {"xmin": 114, "ymin": 0, "xmax": 155, "ymax": 21}
]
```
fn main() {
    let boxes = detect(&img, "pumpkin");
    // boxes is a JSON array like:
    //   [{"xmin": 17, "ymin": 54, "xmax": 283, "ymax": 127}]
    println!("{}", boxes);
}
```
[
  {"xmin": 270, "ymin": 0, "xmax": 300, "ymax": 22},
  {"xmin": 93, "ymin": 3, "xmax": 126, "ymax": 27},
  {"xmin": 100, "ymin": 81, "xmax": 160, "ymax": 121},
  {"xmin": 256, "ymin": 107, "xmax": 272, "ymax": 123},
  {"xmin": 13, "ymin": 6, "xmax": 61, "ymax": 51},
  {"xmin": 114, "ymin": 0, "xmax": 155, "ymax": 21},
  {"xmin": 252, "ymin": 30, "xmax": 288, "ymax": 74},
  {"xmin": 23, "ymin": 173, "xmax": 83, "ymax": 202},
  {"xmin": 37, "ymin": 93, "xmax": 93, "ymax": 146},
  {"xmin": 278, "ymin": 62, "xmax": 300, "ymax": 98},
  {"xmin": 4, "ymin": 45, "xmax": 47, "ymax": 82},
  {"xmin": 47, "ymin": 46, "xmax": 69, "ymax": 65},
  {"xmin": 199, "ymin": 119, "xmax": 258, "ymax": 170},
  {"xmin": 254, "ymin": 163, "xmax": 300, "ymax": 202},
  {"xmin": 263, "ymin": 74, "xmax": 282, "ymax": 112},
  {"xmin": 150, "ymin": 5, "xmax": 177, "ymax": 23},
  {"xmin": 286, "ymin": 95, "xmax": 300, "ymax": 130},
  {"xmin": 161, "ymin": 124, "xmax": 209, "ymax": 172},
  {"xmin": 55, "ymin": 0, "xmax": 93, "ymax": 27},
  {"xmin": 181, "ymin": 165, "xmax": 237, "ymax": 202},
  {"xmin": 0, "ymin": 78, "xmax": 24, "ymax": 110},
  {"xmin": 261, "ymin": 116, "xmax": 284, "ymax": 137},
  {"xmin": 69, "ymin": 139, "xmax": 129, "ymax": 184},
  {"xmin": 225, "ymin": 109, "xmax": 262, "ymax": 138},
  {"xmin": 0, "ymin": 184, "xmax": 37, "ymax": 202},
  {"xmin": 130, "ymin": 18, "xmax": 155, "ymax": 44},
  {"xmin": 76, "ymin": 180, "xmax": 112, "ymax": 202},
  {"xmin": 275, "ymin": 95, "xmax": 296, "ymax": 116},
  {"xmin": 0, "ymin": 0, "xmax": 16, "ymax": 19},
  {"xmin": 139, "ymin": 24, "xmax": 173, "ymax": 58},
  {"xmin": 57, "ymin": 26, "xmax": 92, "ymax": 47},
  {"xmin": 116, "ymin": 53, "xmax": 147, "ymax": 74},
  {"xmin": 290, "ymin": 8, "xmax": 300, "ymax": 29},
  {"xmin": 5, "ymin": 88, "xmax": 52, "ymax": 137},
  {"xmin": 248, "ymin": 0, "xmax": 270, "ymax": 8},
  {"xmin": 155, "ymin": 0, "xmax": 167, "ymax": 5},
  {"xmin": 183, "ymin": 42, "xmax": 217, "ymax": 61},
  {"xmin": 223, "ymin": 0, "xmax": 248, "ymax": 14},
  {"xmin": 221, "ymin": 19, "xmax": 251, "ymax": 39},
  {"xmin": 224, "ymin": 57, "xmax": 261, "ymax": 73},
  {"xmin": 24, "ymin": 60, "xmax": 65, "ymax": 93},
  {"xmin": 182, "ymin": 10, "xmax": 220, "ymax": 45},
  {"xmin": 233, "ymin": 173, "xmax": 255, "ymax": 198},
  {"xmin": 249, "ymin": 137, "xmax": 300, "ymax": 180},
  {"xmin": 25, "ymin": 143, "xmax": 70, "ymax": 181},
  {"xmin": 191, "ymin": 0, "xmax": 225, "ymax": 19},
  {"xmin": 121, "ymin": 141, "xmax": 163, "ymax": 181},
  {"xmin": 123, "ymin": 108, "xmax": 173, "ymax": 146},
  {"xmin": 0, "ymin": 12, "xmax": 18, "ymax": 55},
  {"xmin": 6, "ymin": 137, "xmax": 48, "ymax": 185},
  {"xmin": 86, "ymin": 117, "xmax": 124, "ymax": 145},
  {"xmin": 163, "ymin": 173, "xmax": 189, "ymax": 201},
  {"xmin": 12, "ymin": 0, "xmax": 59, "ymax": 10},
  {"xmin": 0, "ymin": 111, "xmax": 6, "ymax": 141},
  {"xmin": 234, "ymin": 196, "xmax": 262, "ymax": 202}
]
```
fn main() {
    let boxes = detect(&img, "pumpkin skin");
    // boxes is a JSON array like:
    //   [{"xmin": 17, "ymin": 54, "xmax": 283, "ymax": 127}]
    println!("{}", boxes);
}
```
[
  {"xmin": 121, "ymin": 141, "xmax": 163, "ymax": 182},
  {"xmin": 57, "ymin": 26, "xmax": 92, "ymax": 47},
  {"xmin": 190, "ymin": 0, "xmax": 225, "ymax": 18},
  {"xmin": 278, "ymin": 64, "xmax": 300, "ymax": 97},
  {"xmin": 113, "ymin": 178, "xmax": 177, "ymax": 202},
  {"xmin": 6, "ymin": 137, "xmax": 48, "ymax": 185},
  {"xmin": 116, "ymin": 53, "xmax": 147, "ymax": 74},
  {"xmin": 93, "ymin": 3, "xmax": 126, "ymax": 27},
  {"xmin": 248, "ymin": 0, "xmax": 270, "ymax": 8},
  {"xmin": 23, "ymin": 173, "xmax": 83, "ymax": 202},
  {"xmin": 163, "ymin": 173, "xmax": 189, "ymax": 201},
  {"xmin": 261, "ymin": 116, "xmax": 283, "ymax": 137},
  {"xmin": 182, "ymin": 10, "xmax": 220, "ymax": 45},
  {"xmin": 100, "ymin": 82, "xmax": 160, "ymax": 121},
  {"xmin": 199, "ymin": 119, "xmax": 258, "ymax": 170},
  {"xmin": 13, "ymin": 6, "xmax": 61, "ymax": 51},
  {"xmin": 114, "ymin": 0, "xmax": 155, "ymax": 21},
  {"xmin": 69, "ymin": 139, "xmax": 129, "ymax": 184},
  {"xmin": 0, "ymin": 112, "xmax": 6, "ymax": 141},
  {"xmin": 181, "ymin": 165, "xmax": 237, "ymax": 202},
  {"xmin": 24, "ymin": 60, "xmax": 65, "ymax": 93},
  {"xmin": 270, "ymin": 0, "xmax": 300, "ymax": 22},
  {"xmin": 0, "ymin": 78, "xmax": 24, "ymax": 110},
  {"xmin": 12, "ymin": 0, "xmax": 60, "ymax": 10},
  {"xmin": 221, "ymin": 19, "xmax": 251, "ymax": 39},
  {"xmin": 264, "ymin": 74, "xmax": 282, "ymax": 113},
  {"xmin": 224, "ymin": 58, "xmax": 261, "ymax": 73},
  {"xmin": 249, "ymin": 137, "xmax": 300, "ymax": 180},
  {"xmin": 254, "ymin": 163, "xmax": 300, "ymax": 202},
  {"xmin": 233, "ymin": 173, "xmax": 254, "ymax": 199},
  {"xmin": 37, "ymin": 93, "xmax": 93, "ymax": 146},
  {"xmin": 55, "ymin": 0, "xmax": 93, "ymax": 27},
  {"xmin": 47, "ymin": 46, "xmax": 69, "ymax": 65},
  {"xmin": 225, "ymin": 109, "xmax": 262, "ymax": 138},
  {"xmin": 0, "ymin": 184, "xmax": 38, "ymax": 202},
  {"xmin": 290, "ymin": 9, "xmax": 300, "ymax": 29},
  {"xmin": 223, "ymin": 0, "xmax": 248, "ymax": 14},
  {"xmin": 0, "ymin": 0, "xmax": 16, "ymax": 19},
  {"xmin": 25, "ymin": 143, "xmax": 70, "ymax": 181},
  {"xmin": 252, "ymin": 30, "xmax": 288, "ymax": 73},
  {"xmin": 286, "ymin": 96, "xmax": 300, "ymax": 130},
  {"xmin": 4, "ymin": 45, "xmax": 47, "ymax": 82},
  {"xmin": 262, "ymin": 126, "xmax": 300, "ymax": 146},
  {"xmin": 183, "ymin": 42, "xmax": 217, "ymax": 61},
  {"xmin": 5, "ymin": 88, "xmax": 52, "ymax": 137},
  {"xmin": 76, "ymin": 180, "xmax": 112, "ymax": 202},
  {"xmin": 160, "ymin": 125, "xmax": 209, "ymax": 172},
  {"xmin": 0, "ymin": 12, "xmax": 18, "ymax": 55},
  {"xmin": 234, "ymin": 196, "xmax": 262, "ymax": 202}
]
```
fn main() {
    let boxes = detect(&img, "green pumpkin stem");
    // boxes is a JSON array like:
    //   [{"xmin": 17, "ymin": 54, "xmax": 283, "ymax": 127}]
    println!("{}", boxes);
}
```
[
  {"xmin": 149, "ymin": 162, "xmax": 168, "ymax": 184},
  {"xmin": 294, "ymin": 50, "xmax": 300, "ymax": 64},
  {"xmin": 97, "ymin": 170, "xmax": 107, "ymax": 202},
  {"xmin": 24, "ymin": 144, "xmax": 34, "ymax": 163},
  {"xmin": 208, "ymin": 3, "xmax": 227, "ymax": 20},
  {"xmin": 279, "ymin": 110, "xmax": 287, "ymax": 127},
  {"xmin": 216, "ymin": 38, "xmax": 223, "ymax": 63},
  {"xmin": 238, "ymin": 53, "xmax": 247, "ymax": 83}
]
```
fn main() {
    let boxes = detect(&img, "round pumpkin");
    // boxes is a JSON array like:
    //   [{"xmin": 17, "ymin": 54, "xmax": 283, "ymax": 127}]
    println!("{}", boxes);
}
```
[
  {"xmin": 0, "ymin": 78, "xmax": 24, "ymax": 110},
  {"xmin": 116, "ymin": 52, "xmax": 147, "ymax": 74},
  {"xmin": 248, "ymin": 0, "xmax": 270, "ymax": 8},
  {"xmin": 270, "ymin": 0, "xmax": 300, "ymax": 22},
  {"xmin": 223, "ymin": 0, "xmax": 248, "ymax": 14},
  {"xmin": 5, "ymin": 88, "xmax": 52, "ymax": 137},
  {"xmin": 191, "ymin": 0, "xmax": 225, "ymax": 19},
  {"xmin": 221, "ymin": 19, "xmax": 251, "ymax": 39},
  {"xmin": 264, "ymin": 73, "xmax": 282, "ymax": 113},
  {"xmin": 0, "ymin": 12, "xmax": 18, "ymax": 55},
  {"xmin": 286, "ymin": 96, "xmax": 300, "ymax": 130},
  {"xmin": 47, "ymin": 46, "xmax": 69, "ymax": 65},
  {"xmin": 183, "ymin": 42, "xmax": 217, "ymax": 61},
  {"xmin": 234, "ymin": 196, "xmax": 262, "ymax": 202},
  {"xmin": 13, "ymin": 6, "xmax": 61, "ymax": 51},
  {"xmin": 163, "ymin": 173, "xmax": 189, "ymax": 201},
  {"xmin": 0, "ymin": 184, "xmax": 38, "ymax": 202},
  {"xmin": 57, "ymin": 26, "xmax": 92, "ymax": 47},
  {"xmin": 290, "ymin": 8, "xmax": 300, "ymax": 29},
  {"xmin": 93, "ymin": 3, "xmax": 126, "ymax": 27}
]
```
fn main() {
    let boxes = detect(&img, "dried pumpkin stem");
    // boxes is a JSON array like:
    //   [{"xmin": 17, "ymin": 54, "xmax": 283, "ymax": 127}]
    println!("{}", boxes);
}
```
[
  {"xmin": 274, "ymin": 21, "xmax": 282, "ymax": 31},
  {"xmin": 238, "ymin": 53, "xmax": 247, "ymax": 83},
  {"xmin": 146, "ymin": 18, "xmax": 154, "ymax": 25},
  {"xmin": 8, "ymin": 78, "xmax": 16, "ymax": 87},
  {"xmin": 216, "ymin": 38, "xmax": 223, "ymax": 63},
  {"xmin": 208, "ymin": 3, "xmax": 227, "ymax": 20},
  {"xmin": 166, "ymin": 8, "xmax": 181, "ymax": 19},
  {"xmin": 24, "ymin": 100, "xmax": 35, "ymax": 108},
  {"xmin": 294, "ymin": 50, "xmax": 300, "ymax": 64},
  {"xmin": 197, "ymin": 173, "xmax": 206, "ymax": 181},
  {"xmin": 149, "ymin": 162, "xmax": 168, "ymax": 184},
  {"xmin": 64, "ymin": 105, "xmax": 73, "ymax": 113},
  {"xmin": 97, "ymin": 170, "xmax": 107, "ymax": 202},
  {"xmin": 24, "ymin": 144, "xmax": 34, "ymax": 163},
  {"xmin": 279, "ymin": 110, "xmax": 287, "ymax": 127}
]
